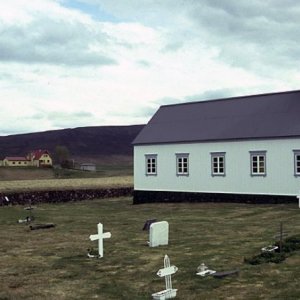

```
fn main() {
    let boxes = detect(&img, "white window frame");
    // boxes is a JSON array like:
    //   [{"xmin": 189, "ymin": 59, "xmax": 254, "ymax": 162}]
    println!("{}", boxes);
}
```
[
  {"xmin": 250, "ymin": 151, "xmax": 266, "ymax": 176},
  {"xmin": 145, "ymin": 154, "xmax": 157, "ymax": 176},
  {"xmin": 293, "ymin": 150, "xmax": 300, "ymax": 176},
  {"xmin": 176, "ymin": 153, "xmax": 189, "ymax": 176},
  {"xmin": 211, "ymin": 152, "xmax": 226, "ymax": 176}
]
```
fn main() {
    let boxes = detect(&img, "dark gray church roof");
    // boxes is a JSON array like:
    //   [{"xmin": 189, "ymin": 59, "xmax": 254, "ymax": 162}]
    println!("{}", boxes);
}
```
[{"xmin": 133, "ymin": 90, "xmax": 300, "ymax": 145}]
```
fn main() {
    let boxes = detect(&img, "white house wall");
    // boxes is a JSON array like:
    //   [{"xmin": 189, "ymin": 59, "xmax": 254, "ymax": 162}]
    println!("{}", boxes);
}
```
[{"xmin": 134, "ymin": 138, "xmax": 300, "ymax": 196}]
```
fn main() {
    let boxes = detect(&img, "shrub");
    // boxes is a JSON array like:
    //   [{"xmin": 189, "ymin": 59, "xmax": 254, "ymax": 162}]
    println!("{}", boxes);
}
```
[
  {"xmin": 244, "ymin": 252, "xmax": 286, "ymax": 265},
  {"xmin": 275, "ymin": 235, "xmax": 300, "ymax": 253}
]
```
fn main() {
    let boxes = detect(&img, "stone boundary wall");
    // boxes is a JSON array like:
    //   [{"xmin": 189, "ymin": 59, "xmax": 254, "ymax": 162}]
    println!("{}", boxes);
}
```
[{"xmin": 0, "ymin": 187, "xmax": 133, "ymax": 206}]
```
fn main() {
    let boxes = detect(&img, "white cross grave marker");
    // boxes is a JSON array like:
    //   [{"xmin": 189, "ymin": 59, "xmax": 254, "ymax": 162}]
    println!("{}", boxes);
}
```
[
  {"xmin": 89, "ymin": 223, "xmax": 111, "ymax": 258},
  {"xmin": 152, "ymin": 255, "xmax": 178, "ymax": 300}
]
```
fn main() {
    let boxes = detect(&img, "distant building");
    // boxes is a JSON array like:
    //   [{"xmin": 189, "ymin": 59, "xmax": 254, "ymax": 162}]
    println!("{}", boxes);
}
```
[
  {"xmin": 3, "ymin": 157, "xmax": 29, "ymax": 167},
  {"xmin": 27, "ymin": 149, "xmax": 53, "ymax": 167},
  {"xmin": 80, "ymin": 163, "xmax": 96, "ymax": 172}
]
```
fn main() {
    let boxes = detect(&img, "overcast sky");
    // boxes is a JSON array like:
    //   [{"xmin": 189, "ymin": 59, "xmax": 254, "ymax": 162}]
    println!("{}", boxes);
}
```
[{"xmin": 0, "ymin": 0, "xmax": 299, "ymax": 135}]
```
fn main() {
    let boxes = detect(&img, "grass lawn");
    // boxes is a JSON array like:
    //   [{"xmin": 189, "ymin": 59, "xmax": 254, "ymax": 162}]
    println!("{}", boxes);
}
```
[
  {"xmin": 0, "ymin": 176, "xmax": 133, "ymax": 193},
  {"xmin": 0, "ymin": 197, "xmax": 299, "ymax": 299},
  {"xmin": 0, "ymin": 164, "xmax": 133, "ymax": 183}
]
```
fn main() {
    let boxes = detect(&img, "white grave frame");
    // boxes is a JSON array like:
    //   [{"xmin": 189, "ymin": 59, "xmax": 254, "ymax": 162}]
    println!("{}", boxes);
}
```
[
  {"xmin": 149, "ymin": 221, "xmax": 169, "ymax": 247},
  {"xmin": 152, "ymin": 255, "xmax": 178, "ymax": 300},
  {"xmin": 89, "ymin": 223, "xmax": 111, "ymax": 258},
  {"xmin": 196, "ymin": 263, "xmax": 216, "ymax": 277}
]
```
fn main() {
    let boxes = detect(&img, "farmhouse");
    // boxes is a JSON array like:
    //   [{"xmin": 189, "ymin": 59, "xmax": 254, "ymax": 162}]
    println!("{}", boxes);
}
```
[
  {"xmin": 133, "ymin": 90, "xmax": 300, "ymax": 204},
  {"xmin": 3, "ymin": 157, "xmax": 29, "ymax": 167},
  {"xmin": 27, "ymin": 149, "xmax": 52, "ymax": 167}
]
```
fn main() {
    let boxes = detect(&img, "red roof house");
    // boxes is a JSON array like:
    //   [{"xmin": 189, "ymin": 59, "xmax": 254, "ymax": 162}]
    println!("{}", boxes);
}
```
[{"xmin": 27, "ymin": 150, "xmax": 53, "ymax": 167}]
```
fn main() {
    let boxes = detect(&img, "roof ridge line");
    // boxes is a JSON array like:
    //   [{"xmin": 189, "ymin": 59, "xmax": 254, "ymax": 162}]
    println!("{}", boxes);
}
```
[{"xmin": 161, "ymin": 89, "xmax": 300, "ymax": 108}]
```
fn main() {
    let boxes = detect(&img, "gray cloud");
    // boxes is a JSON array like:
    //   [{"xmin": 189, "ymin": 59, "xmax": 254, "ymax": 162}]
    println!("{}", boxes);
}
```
[
  {"xmin": 91, "ymin": 0, "xmax": 300, "ymax": 75},
  {"xmin": 25, "ymin": 110, "xmax": 94, "ymax": 128},
  {"xmin": 111, "ymin": 105, "xmax": 157, "ymax": 119},
  {"xmin": 0, "ymin": 110, "xmax": 100, "ymax": 136},
  {"xmin": 186, "ymin": 1, "xmax": 300, "ymax": 72},
  {"xmin": 135, "ymin": 106, "xmax": 158, "ymax": 118},
  {"xmin": 155, "ymin": 96, "xmax": 182, "ymax": 106},
  {"xmin": 0, "ymin": 17, "xmax": 116, "ymax": 66},
  {"xmin": 46, "ymin": 111, "xmax": 94, "ymax": 128},
  {"xmin": 185, "ymin": 88, "xmax": 239, "ymax": 102},
  {"xmin": 137, "ymin": 60, "xmax": 151, "ymax": 67}
]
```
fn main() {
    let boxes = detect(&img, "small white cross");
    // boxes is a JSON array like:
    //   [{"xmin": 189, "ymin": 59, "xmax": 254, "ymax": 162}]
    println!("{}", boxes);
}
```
[{"xmin": 89, "ymin": 223, "xmax": 111, "ymax": 258}]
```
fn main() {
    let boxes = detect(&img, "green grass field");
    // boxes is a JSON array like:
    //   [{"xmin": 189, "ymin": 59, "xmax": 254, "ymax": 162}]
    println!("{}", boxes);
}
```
[
  {"xmin": 0, "ymin": 164, "xmax": 133, "ymax": 181},
  {"xmin": 0, "ymin": 176, "xmax": 133, "ymax": 193},
  {"xmin": 0, "ymin": 197, "xmax": 299, "ymax": 299}
]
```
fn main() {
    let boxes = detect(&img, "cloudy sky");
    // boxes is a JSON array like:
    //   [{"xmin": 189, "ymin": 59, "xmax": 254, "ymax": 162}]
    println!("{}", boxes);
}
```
[{"xmin": 0, "ymin": 0, "xmax": 299, "ymax": 135}]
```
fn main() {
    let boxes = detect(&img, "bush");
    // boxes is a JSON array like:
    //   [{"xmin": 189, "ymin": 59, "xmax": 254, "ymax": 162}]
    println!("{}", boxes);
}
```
[
  {"xmin": 275, "ymin": 235, "xmax": 300, "ymax": 253},
  {"xmin": 244, "ymin": 252, "xmax": 286, "ymax": 265}
]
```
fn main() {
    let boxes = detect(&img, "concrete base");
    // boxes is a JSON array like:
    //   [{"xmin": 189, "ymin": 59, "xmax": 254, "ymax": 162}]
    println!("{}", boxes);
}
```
[{"xmin": 152, "ymin": 289, "xmax": 177, "ymax": 300}]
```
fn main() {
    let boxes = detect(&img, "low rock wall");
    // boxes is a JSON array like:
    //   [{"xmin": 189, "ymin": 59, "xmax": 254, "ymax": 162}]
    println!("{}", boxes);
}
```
[{"xmin": 0, "ymin": 187, "xmax": 133, "ymax": 206}]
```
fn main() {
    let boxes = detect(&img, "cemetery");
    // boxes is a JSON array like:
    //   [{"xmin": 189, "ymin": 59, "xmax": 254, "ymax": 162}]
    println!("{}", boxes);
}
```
[{"xmin": 0, "ymin": 196, "xmax": 299, "ymax": 299}]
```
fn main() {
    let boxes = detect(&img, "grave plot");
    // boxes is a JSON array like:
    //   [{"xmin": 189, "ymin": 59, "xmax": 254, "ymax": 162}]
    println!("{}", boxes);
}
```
[
  {"xmin": 213, "ymin": 269, "xmax": 239, "ymax": 279},
  {"xmin": 16, "ymin": 198, "xmax": 58, "ymax": 231},
  {"xmin": 18, "ymin": 199, "xmax": 35, "ymax": 224},
  {"xmin": 152, "ymin": 255, "xmax": 178, "ymax": 300},
  {"xmin": 196, "ymin": 263, "xmax": 216, "ymax": 276},
  {"xmin": 196, "ymin": 263, "xmax": 239, "ymax": 279},
  {"xmin": 29, "ymin": 223, "xmax": 55, "ymax": 230},
  {"xmin": 244, "ymin": 222, "xmax": 300, "ymax": 264}
]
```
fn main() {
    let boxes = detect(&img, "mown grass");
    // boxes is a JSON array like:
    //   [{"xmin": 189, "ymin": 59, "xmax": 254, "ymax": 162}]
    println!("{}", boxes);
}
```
[
  {"xmin": 0, "ymin": 198, "xmax": 299, "ymax": 299},
  {"xmin": 0, "ymin": 164, "xmax": 133, "ymax": 182},
  {"xmin": 53, "ymin": 164, "xmax": 133, "ymax": 179}
]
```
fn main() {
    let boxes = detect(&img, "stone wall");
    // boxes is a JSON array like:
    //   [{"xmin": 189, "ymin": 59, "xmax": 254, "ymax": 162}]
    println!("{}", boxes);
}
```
[{"xmin": 0, "ymin": 187, "xmax": 133, "ymax": 206}]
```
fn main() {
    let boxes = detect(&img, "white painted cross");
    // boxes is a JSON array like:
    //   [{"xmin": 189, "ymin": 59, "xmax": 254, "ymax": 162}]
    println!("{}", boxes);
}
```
[
  {"xmin": 89, "ymin": 223, "xmax": 111, "ymax": 258},
  {"xmin": 152, "ymin": 255, "xmax": 178, "ymax": 300}
]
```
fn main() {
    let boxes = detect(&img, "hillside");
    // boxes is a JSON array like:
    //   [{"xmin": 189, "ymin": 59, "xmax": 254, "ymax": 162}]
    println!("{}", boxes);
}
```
[{"xmin": 0, "ymin": 125, "xmax": 144, "ymax": 164}]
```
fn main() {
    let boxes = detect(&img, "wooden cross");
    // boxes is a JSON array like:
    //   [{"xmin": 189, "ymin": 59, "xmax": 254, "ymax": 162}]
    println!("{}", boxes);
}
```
[
  {"xmin": 152, "ymin": 255, "xmax": 178, "ymax": 299},
  {"xmin": 89, "ymin": 223, "xmax": 111, "ymax": 258}
]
